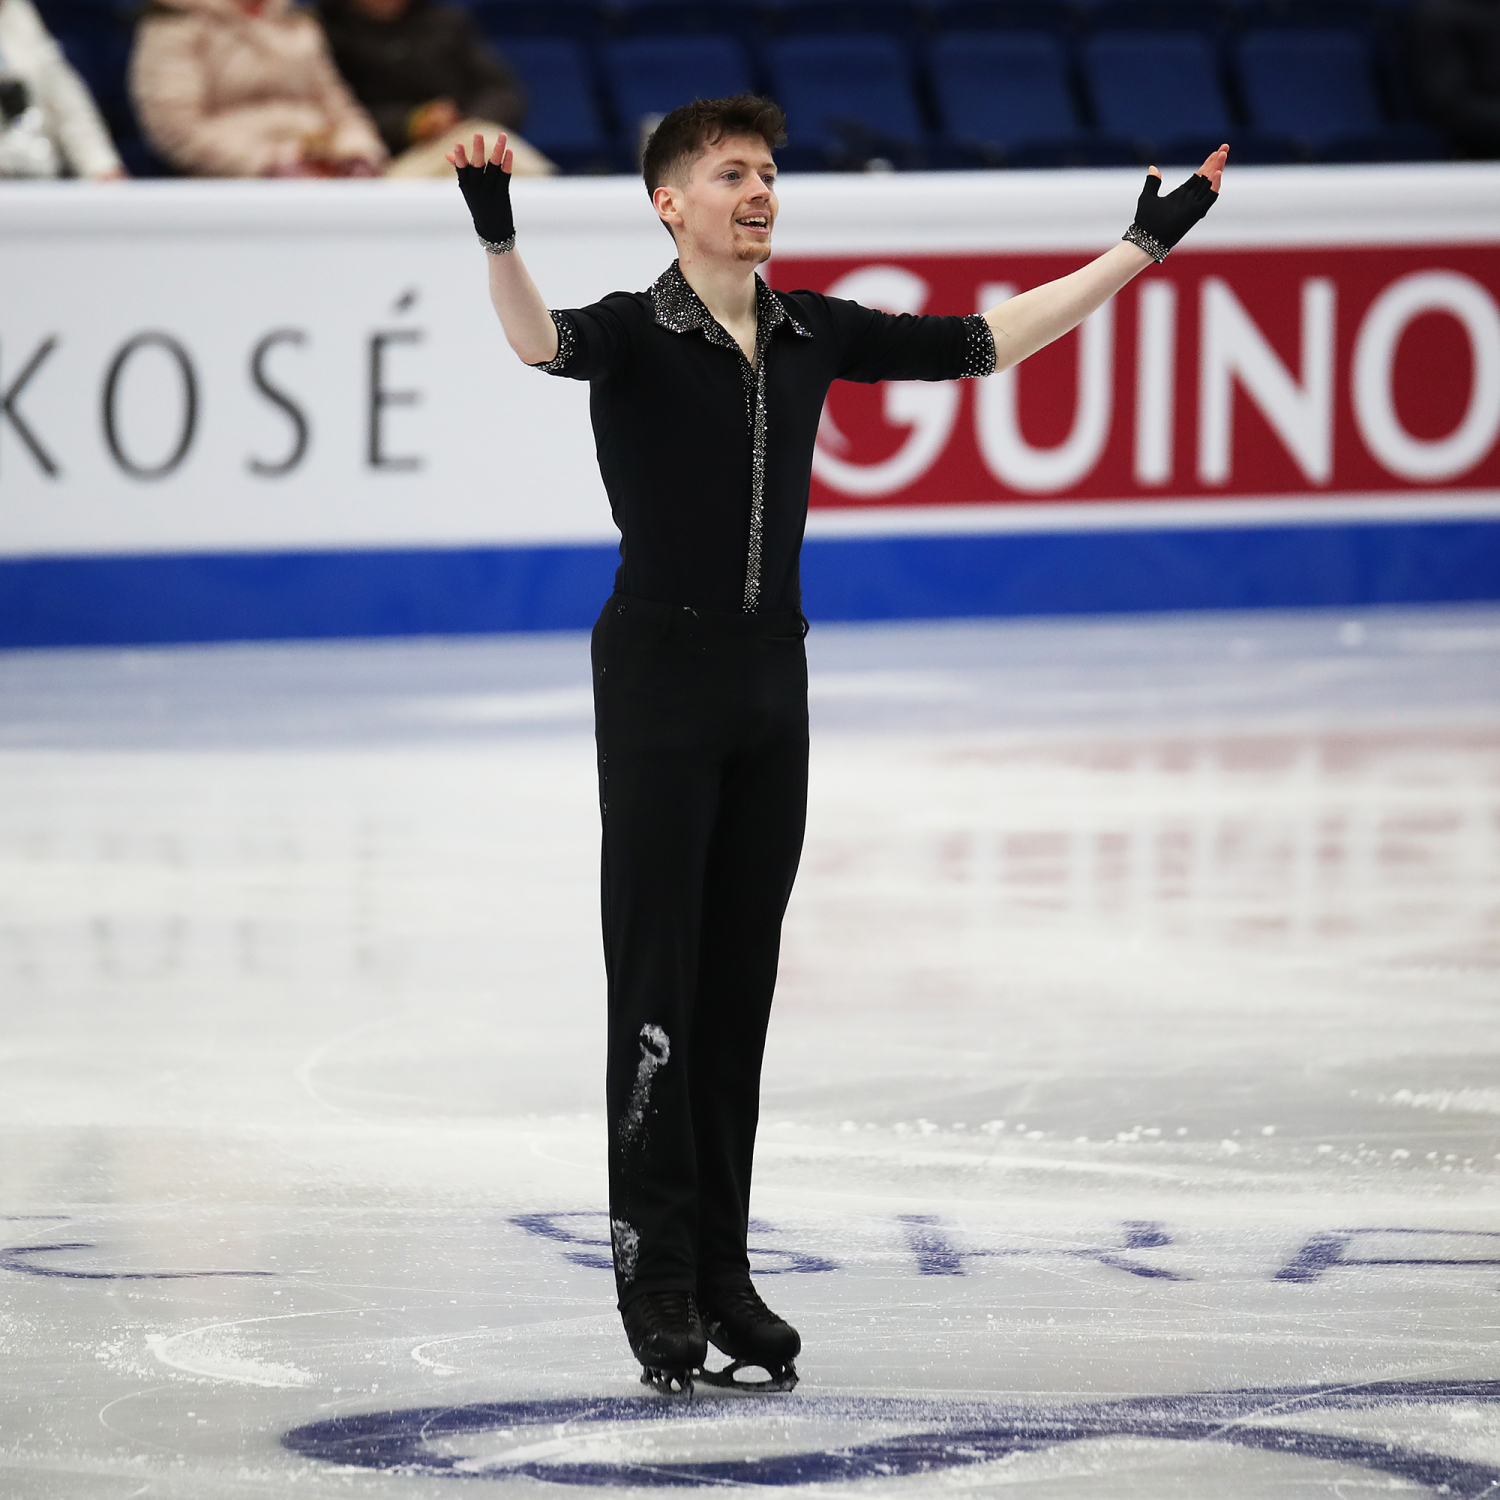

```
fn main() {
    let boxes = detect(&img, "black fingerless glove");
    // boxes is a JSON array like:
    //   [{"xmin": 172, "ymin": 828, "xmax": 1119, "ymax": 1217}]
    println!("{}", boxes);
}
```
[
  {"xmin": 456, "ymin": 159, "xmax": 515, "ymax": 253},
  {"xmin": 1123, "ymin": 170, "xmax": 1217, "ymax": 263}
]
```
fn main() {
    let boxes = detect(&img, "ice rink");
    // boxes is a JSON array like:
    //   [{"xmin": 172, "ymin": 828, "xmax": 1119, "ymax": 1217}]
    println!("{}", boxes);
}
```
[{"xmin": 1, "ymin": 604, "xmax": 1498, "ymax": 1498}]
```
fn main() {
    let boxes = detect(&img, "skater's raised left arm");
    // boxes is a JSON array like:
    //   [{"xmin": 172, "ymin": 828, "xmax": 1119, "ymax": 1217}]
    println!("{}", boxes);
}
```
[{"xmin": 983, "ymin": 145, "xmax": 1229, "ymax": 374}]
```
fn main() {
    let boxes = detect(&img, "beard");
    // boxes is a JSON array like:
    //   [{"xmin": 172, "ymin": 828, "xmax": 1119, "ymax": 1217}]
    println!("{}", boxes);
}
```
[{"xmin": 734, "ymin": 239, "xmax": 773, "ymax": 265}]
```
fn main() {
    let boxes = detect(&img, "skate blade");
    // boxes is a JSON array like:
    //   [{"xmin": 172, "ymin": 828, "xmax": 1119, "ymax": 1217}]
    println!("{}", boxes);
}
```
[
  {"xmin": 639, "ymin": 1366, "xmax": 697, "ymax": 1397},
  {"xmin": 697, "ymin": 1359, "xmax": 798, "ymax": 1394}
]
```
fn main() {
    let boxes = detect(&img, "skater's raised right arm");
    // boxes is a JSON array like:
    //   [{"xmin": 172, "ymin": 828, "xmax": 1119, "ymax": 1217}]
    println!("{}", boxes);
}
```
[{"xmin": 447, "ymin": 132, "xmax": 559, "ymax": 367}]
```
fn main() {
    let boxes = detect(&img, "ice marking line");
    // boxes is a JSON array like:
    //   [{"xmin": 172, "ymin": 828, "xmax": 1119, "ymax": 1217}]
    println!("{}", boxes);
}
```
[
  {"xmin": 282, "ymin": 1381, "xmax": 1500, "ymax": 1492},
  {"xmin": 1275, "ymin": 1228, "xmax": 1500, "ymax": 1283},
  {"xmin": 618, "ymin": 1025, "xmax": 669, "ymax": 1148},
  {"xmin": 0, "ymin": 1242, "xmax": 273, "ymax": 1281},
  {"xmin": 897, "ymin": 1216, "xmax": 1192, "ymax": 1280},
  {"xmin": 512, "ymin": 1211, "xmax": 838, "ymax": 1275},
  {"xmin": 511, "ymin": 1211, "xmax": 614, "ymax": 1270}
]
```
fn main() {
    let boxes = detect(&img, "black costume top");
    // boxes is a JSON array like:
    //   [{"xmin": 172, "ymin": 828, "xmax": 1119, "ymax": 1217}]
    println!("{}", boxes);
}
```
[{"xmin": 536, "ymin": 261, "xmax": 996, "ymax": 616}]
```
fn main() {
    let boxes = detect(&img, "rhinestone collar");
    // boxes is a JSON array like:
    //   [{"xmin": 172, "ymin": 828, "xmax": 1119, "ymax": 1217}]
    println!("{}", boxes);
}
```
[{"xmin": 648, "ymin": 260, "xmax": 812, "ymax": 348}]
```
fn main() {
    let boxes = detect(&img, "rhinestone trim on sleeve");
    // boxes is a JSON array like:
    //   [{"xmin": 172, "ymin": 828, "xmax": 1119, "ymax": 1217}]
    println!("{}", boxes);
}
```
[
  {"xmin": 531, "ymin": 309, "xmax": 576, "ymax": 375},
  {"xmin": 1123, "ymin": 225, "xmax": 1171, "ymax": 264},
  {"xmin": 480, "ymin": 233, "xmax": 516, "ymax": 256},
  {"xmin": 959, "ymin": 313, "xmax": 997, "ymax": 379}
]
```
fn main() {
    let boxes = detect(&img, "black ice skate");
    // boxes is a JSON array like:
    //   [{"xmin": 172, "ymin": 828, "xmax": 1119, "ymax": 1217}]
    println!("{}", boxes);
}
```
[
  {"xmin": 621, "ymin": 1289, "xmax": 707, "ymax": 1395},
  {"xmin": 697, "ymin": 1280, "xmax": 801, "ymax": 1392}
]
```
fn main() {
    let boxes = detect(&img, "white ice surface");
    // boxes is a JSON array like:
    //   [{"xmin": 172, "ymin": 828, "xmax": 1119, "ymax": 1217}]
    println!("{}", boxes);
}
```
[{"xmin": 0, "ymin": 606, "xmax": 1497, "ymax": 1497}]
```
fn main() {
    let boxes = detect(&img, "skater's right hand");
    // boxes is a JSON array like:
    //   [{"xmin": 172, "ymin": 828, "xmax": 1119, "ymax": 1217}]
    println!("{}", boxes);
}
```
[{"xmin": 448, "ymin": 132, "xmax": 516, "ymax": 250}]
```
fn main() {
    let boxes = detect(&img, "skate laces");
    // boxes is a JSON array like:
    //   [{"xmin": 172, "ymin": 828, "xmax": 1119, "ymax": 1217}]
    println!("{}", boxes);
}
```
[
  {"xmin": 638, "ymin": 1289, "xmax": 700, "ymax": 1331},
  {"xmin": 706, "ymin": 1282, "xmax": 778, "ymax": 1326}
]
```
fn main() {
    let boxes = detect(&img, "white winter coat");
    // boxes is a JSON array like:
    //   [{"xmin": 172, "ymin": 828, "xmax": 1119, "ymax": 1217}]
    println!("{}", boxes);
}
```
[
  {"xmin": 0, "ymin": 0, "xmax": 122, "ymax": 177},
  {"xmin": 130, "ymin": 0, "xmax": 385, "ymax": 177}
]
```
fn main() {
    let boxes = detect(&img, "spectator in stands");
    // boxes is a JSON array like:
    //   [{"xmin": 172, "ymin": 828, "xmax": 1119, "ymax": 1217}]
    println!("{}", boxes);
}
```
[
  {"xmin": 319, "ymin": 0, "xmax": 549, "ymax": 175},
  {"xmin": 0, "ymin": 0, "xmax": 124, "ymax": 178},
  {"xmin": 130, "ymin": 0, "xmax": 385, "ymax": 177},
  {"xmin": 1411, "ymin": 0, "xmax": 1500, "ymax": 157}
]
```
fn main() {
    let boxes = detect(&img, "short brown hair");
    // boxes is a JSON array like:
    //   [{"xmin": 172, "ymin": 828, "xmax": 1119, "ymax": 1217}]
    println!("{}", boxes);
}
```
[{"xmin": 641, "ymin": 95, "xmax": 787, "ymax": 197}]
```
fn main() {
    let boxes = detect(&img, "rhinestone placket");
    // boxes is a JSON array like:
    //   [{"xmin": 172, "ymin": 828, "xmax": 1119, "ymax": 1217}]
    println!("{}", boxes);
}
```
[{"xmin": 648, "ymin": 262, "xmax": 809, "ymax": 615}]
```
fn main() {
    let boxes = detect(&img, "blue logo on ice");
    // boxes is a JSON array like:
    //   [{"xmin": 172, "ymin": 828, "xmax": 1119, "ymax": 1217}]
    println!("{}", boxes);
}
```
[{"xmin": 283, "ymin": 1380, "xmax": 1500, "ymax": 1492}]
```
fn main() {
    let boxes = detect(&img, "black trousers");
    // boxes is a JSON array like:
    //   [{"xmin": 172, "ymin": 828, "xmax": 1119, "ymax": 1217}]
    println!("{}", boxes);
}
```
[{"xmin": 591, "ymin": 594, "xmax": 809, "ymax": 1307}]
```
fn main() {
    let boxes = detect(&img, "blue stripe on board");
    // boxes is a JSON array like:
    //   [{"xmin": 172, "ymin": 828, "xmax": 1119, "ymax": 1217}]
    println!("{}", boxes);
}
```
[
  {"xmin": 1, "ymin": 518, "xmax": 1497, "ymax": 648},
  {"xmin": 799, "ymin": 517, "xmax": 1500, "ymax": 621}
]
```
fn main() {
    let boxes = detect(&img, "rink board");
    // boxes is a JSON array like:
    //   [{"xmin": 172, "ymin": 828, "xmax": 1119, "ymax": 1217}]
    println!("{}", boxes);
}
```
[
  {"xmin": 2, "ymin": 167, "xmax": 1499, "ymax": 645},
  {"xmin": 1, "ymin": 517, "xmax": 1498, "ymax": 645}
]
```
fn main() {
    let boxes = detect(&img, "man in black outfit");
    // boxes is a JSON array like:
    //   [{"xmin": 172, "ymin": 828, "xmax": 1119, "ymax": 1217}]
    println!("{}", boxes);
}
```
[
  {"xmin": 320, "ymin": 0, "xmax": 524, "ymax": 160},
  {"xmin": 1411, "ymin": 0, "xmax": 1500, "ymax": 158},
  {"xmin": 448, "ymin": 98, "xmax": 1228, "ymax": 1393}
]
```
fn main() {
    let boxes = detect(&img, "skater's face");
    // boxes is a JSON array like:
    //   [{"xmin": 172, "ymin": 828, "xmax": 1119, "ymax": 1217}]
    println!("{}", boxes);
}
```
[{"xmin": 654, "ymin": 134, "xmax": 777, "ymax": 267}]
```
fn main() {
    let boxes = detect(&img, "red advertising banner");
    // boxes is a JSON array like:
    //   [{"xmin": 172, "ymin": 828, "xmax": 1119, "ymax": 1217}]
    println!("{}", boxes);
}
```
[{"xmin": 767, "ymin": 245, "xmax": 1500, "ymax": 510}]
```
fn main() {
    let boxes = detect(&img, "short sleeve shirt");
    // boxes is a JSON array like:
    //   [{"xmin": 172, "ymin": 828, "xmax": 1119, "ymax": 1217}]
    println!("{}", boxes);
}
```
[{"xmin": 535, "ymin": 260, "xmax": 995, "ymax": 617}]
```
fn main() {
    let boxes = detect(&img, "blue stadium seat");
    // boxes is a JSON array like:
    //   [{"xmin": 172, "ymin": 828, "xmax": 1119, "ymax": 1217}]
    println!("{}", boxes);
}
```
[
  {"xmin": 1080, "ymin": 29, "xmax": 1230, "ymax": 161},
  {"xmin": 1239, "ymin": 0, "xmax": 1383, "ymax": 30},
  {"xmin": 775, "ymin": 0, "xmax": 921, "ymax": 38},
  {"xmin": 492, "ymin": 38, "xmax": 613, "ymax": 171},
  {"xmin": 612, "ymin": 0, "xmax": 764, "ymax": 43},
  {"xmin": 470, "ymin": 0, "xmax": 604, "ymax": 45},
  {"xmin": 603, "ymin": 36, "xmax": 755, "ymax": 145},
  {"xmin": 930, "ymin": 32, "xmax": 1092, "ymax": 162},
  {"xmin": 765, "ymin": 34, "xmax": 928, "ymax": 167},
  {"xmin": 929, "ymin": 0, "xmax": 1078, "ymax": 36},
  {"xmin": 1080, "ymin": 0, "xmax": 1229, "ymax": 36},
  {"xmin": 36, "ymin": 0, "xmax": 170, "ymax": 175},
  {"xmin": 1237, "ymin": 27, "xmax": 1444, "ymax": 160}
]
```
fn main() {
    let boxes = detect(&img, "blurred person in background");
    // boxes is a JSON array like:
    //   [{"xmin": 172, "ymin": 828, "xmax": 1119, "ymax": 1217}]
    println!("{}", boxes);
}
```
[
  {"xmin": 130, "ymin": 0, "xmax": 385, "ymax": 176},
  {"xmin": 0, "ymin": 0, "xmax": 124, "ymax": 178},
  {"xmin": 1412, "ymin": 0, "xmax": 1500, "ymax": 156},
  {"xmin": 319, "ymin": 0, "xmax": 550, "ymax": 176}
]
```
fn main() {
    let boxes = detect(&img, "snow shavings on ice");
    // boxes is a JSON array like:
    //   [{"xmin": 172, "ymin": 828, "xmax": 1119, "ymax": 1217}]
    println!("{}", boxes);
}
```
[{"xmin": 147, "ymin": 1328, "xmax": 317, "ymax": 1388}]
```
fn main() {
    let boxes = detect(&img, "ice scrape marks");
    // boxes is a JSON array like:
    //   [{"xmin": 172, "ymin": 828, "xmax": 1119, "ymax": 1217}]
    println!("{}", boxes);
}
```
[
  {"xmin": 281, "ymin": 1381, "xmax": 1500, "ymax": 1492},
  {"xmin": 619, "ymin": 1024, "xmax": 669, "ymax": 1148}
]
